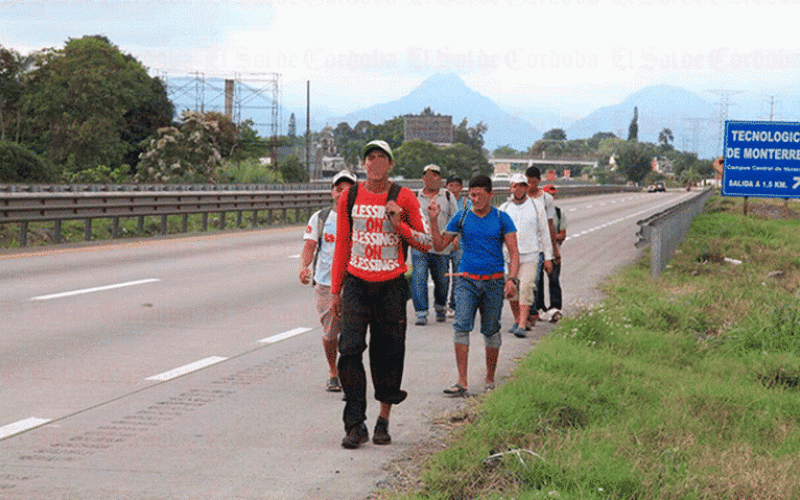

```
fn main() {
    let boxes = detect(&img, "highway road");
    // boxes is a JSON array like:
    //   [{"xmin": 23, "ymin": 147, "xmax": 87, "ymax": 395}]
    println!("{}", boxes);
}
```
[{"xmin": 0, "ymin": 189, "xmax": 696, "ymax": 499}]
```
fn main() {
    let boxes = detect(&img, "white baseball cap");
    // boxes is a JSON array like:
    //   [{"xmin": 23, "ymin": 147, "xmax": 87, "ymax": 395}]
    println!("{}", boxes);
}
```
[
  {"xmin": 423, "ymin": 164, "xmax": 441, "ymax": 174},
  {"xmin": 361, "ymin": 140, "xmax": 394, "ymax": 161},
  {"xmin": 332, "ymin": 169, "xmax": 357, "ymax": 187},
  {"xmin": 510, "ymin": 173, "xmax": 527, "ymax": 185}
]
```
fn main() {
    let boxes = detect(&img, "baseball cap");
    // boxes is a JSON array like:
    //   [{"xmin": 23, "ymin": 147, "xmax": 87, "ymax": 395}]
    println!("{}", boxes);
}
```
[
  {"xmin": 361, "ymin": 140, "xmax": 394, "ymax": 161},
  {"xmin": 542, "ymin": 184, "xmax": 557, "ymax": 194},
  {"xmin": 332, "ymin": 169, "xmax": 357, "ymax": 187},
  {"xmin": 510, "ymin": 173, "xmax": 527, "ymax": 185},
  {"xmin": 423, "ymin": 164, "xmax": 441, "ymax": 174}
]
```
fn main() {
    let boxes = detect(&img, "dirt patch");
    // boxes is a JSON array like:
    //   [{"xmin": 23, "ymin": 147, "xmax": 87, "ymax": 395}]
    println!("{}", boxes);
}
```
[{"xmin": 747, "ymin": 203, "xmax": 800, "ymax": 220}]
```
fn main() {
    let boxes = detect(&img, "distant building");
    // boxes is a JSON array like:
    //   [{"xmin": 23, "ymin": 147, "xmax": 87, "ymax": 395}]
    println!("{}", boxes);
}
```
[{"xmin": 404, "ymin": 114, "xmax": 453, "ymax": 145}]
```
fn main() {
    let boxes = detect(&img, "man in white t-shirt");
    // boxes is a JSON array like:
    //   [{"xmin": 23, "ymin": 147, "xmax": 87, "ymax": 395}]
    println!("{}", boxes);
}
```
[
  {"xmin": 299, "ymin": 169, "xmax": 357, "ymax": 393},
  {"xmin": 499, "ymin": 174, "xmax": 553, "ymax": 337}
]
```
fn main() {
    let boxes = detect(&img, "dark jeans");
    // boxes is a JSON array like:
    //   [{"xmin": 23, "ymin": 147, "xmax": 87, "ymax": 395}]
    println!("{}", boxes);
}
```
[
  {"xmin": 535, "ymin": 258, "xmax": 562, "ymax": 311},
  {"xmin": 410, "ymin": 248, "xmax": 450, "ymax": 316},
  {"xmin": 338, "ymin": 273, "xmax": 407, "ymax": 431}
]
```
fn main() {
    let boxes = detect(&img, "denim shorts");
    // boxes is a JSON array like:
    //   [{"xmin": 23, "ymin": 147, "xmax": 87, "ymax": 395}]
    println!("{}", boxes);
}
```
[{"xmin": 452, "ymin": 276, "xmax": 504, "ymax": 348}]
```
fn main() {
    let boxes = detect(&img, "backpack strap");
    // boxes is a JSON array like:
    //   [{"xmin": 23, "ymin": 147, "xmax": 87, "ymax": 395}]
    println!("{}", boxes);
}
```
[
  {"xmin": 346, "ymin": 181, "xmax": 359, "ymax": 231},
  {"xmin": 386, "ymin": 182, "xmax": 409, "ymax": 260},
  {"xmin": 311, "ymin": 207, "xmax": 331, "ymax": 286}
]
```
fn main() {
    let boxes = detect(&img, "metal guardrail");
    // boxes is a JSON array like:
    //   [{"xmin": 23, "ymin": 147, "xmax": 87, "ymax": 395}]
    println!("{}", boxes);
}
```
[
  {"xmin": 1, "ymin": 183, "xmax": 640, "ymax": 247},
  {"xmin": 635, "ymin": 188, "xmax": 715, "ymax": 278}
]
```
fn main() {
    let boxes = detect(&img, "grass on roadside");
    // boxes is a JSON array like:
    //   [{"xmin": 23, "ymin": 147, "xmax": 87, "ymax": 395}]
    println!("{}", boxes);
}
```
[{"xmin": 382, "ymin": 196, "xmax": 800, "ymax": 500}]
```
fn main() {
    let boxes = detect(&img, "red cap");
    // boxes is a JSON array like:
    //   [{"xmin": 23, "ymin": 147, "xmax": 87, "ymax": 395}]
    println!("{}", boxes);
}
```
[{"xmin": 542, "ymin": 185, "xmax": 557, "ymax": 194}]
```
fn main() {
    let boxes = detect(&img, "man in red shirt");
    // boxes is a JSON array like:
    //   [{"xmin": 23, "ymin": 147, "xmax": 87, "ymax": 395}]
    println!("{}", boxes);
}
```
[{"xmin": 331, "ymin": 140, "xmax": 432, "ymax": 449}]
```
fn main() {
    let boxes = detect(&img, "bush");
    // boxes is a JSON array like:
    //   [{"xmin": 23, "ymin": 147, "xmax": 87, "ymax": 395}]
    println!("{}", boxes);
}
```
[{"xmin": 0, "ymin": 140, "xmax": 54, "ymax": 182}]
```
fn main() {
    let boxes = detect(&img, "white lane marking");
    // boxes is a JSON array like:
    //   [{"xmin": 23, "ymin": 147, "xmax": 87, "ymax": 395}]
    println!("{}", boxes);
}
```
[
  {"xmin": 288, "ymin": 254, "xmax": 301, "ymax": 259},
  {"xmin": 0, "ymin": 417, "xmax": 51, "ymax": 440},
  {"xmin": 563, "ymin": 195, "xmax": 689, "ymax": 243},
  {"xmin": 145, "ymin": 356, "xmax": 228, "ymax": 382},
  {"xmin": 31, "ymin": 278, "xmax": 161, "ymax": 301},
  {"xmin": 258, "ymin": 327, "xmax": 312, "ymax": 345}
]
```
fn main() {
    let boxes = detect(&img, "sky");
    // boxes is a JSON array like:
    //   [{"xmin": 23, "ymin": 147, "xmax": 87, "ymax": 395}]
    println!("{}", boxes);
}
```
[{"xmin": 3, "ymin": 0, "xmax": 800, "ymax": 124}]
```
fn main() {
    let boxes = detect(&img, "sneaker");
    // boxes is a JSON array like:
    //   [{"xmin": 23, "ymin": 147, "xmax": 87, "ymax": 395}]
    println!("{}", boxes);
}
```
[
  {"xmin": 415, "ymin": 315, "xmax": 427, "ymax": 326},
  {"xmin": 446, "ymin": 308, "xmax": 456, "ymax": 318},
  {"xmin": 510, "ymin": 325, "xmax": 527, "ymax": 338},
  {"xmin": 436, "ymin": 310, "xmax": 446, "ymax": 322},
  {"xmin": 326, "ymin": 376, "xmax": 342, "ymax": 392},
  {"xmin": 373, "ymin": 417, "xmax": 391, "ymax": 445},
  {"xmin": 341, "ymin": 423, "xmax": 369, "ymax": 449},
  {"xmin": 507, "ymin": 323, "xmax": 519, "ymax": 333},
  {"xmin": 550, "ymin": 309, "xmax": 563, "ymax": 323}
]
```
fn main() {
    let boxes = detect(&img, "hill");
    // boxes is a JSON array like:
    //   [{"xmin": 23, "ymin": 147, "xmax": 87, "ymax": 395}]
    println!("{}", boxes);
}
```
[
  {"xmin": 566, "ymin": 85, "xmax": 719, "ymax": 158},
  {"xmin": 330, "ymin": 73, "xmax": 541, "ymax": 151}
]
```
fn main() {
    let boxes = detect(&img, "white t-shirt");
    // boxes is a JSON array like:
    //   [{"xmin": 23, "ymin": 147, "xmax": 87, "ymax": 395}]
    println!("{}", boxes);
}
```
[
  {"xmin": 499, "ymin": 197, "xmax": 553, "ymax": 263},
  {"xmin": 303, "ymin": 209, "xmax": 338, "ymax": 287}
]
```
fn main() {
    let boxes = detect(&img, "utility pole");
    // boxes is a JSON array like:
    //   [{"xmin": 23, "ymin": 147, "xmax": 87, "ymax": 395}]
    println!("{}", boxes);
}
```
[
  {"xmin": 766, "ymin": 94, "xmax": 777, "ymax": 121},
  {"xmin": 306, "ymin": 80, "xmax": 311, "ymax": 179}
]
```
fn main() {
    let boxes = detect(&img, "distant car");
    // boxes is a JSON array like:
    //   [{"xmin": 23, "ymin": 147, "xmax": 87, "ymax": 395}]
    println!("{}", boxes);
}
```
[{"xmin": 654, "ymin": 181, "xmax": 666, "ymax": 192}]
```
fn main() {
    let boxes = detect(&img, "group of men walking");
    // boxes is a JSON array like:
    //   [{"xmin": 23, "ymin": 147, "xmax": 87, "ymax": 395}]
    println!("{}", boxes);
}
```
[{"xmin": 299, "ymin": 139, "xmax": 566, "ymax": 449}]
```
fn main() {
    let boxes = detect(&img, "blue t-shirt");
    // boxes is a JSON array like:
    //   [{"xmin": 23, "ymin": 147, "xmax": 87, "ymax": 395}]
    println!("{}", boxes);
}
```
[{"xmin": 445, "ymin": 207, "xmax": 516, "ymax": 275}]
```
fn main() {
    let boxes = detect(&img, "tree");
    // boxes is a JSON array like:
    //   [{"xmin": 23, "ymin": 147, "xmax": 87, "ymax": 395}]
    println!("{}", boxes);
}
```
[
  {"xmin": 658, "ymin": 127, "xmax": 674, "ymax": 150},
  {"xmin": 542, "ymin": 128, "xmax": 567, "ymax": 141},
  {"xmin": 453, "ymin": 118, "xmax": 487, "ymax": 152},
  {"xmin": 493, "ymin": 145, "xmax": 518, "ymax": 156},
  {"xmin": 135, "ymin": 111, "xmax": 224, "ymax": 183},
  {"xmin": 19, "ymin": 36, "xmax": 173, "ymax": 176},
  {"xmin": 627, "ymin": 106, "xmax": 639, "ymax": 142},
  {"xmin": 394, "ymin": 140, "xmax": 443, "ymax": 178},
  {"xmin": 288, "ymin": 113, "xmax": 296, "ymax": 138},
  {"xmin": 279, "ymin": 154, "xmax": 305, "ymax": 183},
  {"xmin": 0, "ymin": 46, "xmax": 23, "ymax": 142},
  {"xmin": 587, "ymin": 131, "xmax": 617, "ymax": 149},
  {"xmin": 0, "ymin": 140, "xmax": 53, "ymax": 182},
  {"xmin": 440, "ymin": 143, "xmax": 491, "ymax": 179},
  {"xmin": 615, "ymin": 139, "xmax": 657, "ymax": 184},
  {"xmin": 120, "ymin": 75, "xmax": 174, "ymax": 171}
]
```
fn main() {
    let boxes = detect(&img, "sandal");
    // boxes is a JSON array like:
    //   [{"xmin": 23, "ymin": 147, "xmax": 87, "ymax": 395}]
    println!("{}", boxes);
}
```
[
  {"xmin": 443, "ymin": 383, "xmax": 468, "ymax": 397},
  {"xmin": 326, "ymin": 376, "xmax": 342, "ymax": 392}
]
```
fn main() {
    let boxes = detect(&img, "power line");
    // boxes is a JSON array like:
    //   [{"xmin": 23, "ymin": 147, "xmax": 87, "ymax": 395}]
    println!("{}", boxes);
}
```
[{"xmin": 706, "ymin": 89, "xmax": 746, "ymax": 153}]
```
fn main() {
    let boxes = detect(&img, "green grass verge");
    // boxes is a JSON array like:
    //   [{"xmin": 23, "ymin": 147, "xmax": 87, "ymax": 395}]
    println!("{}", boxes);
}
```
[{"xmin": 384, "ymin": 196, "xmax": 800, "ymax": 500}]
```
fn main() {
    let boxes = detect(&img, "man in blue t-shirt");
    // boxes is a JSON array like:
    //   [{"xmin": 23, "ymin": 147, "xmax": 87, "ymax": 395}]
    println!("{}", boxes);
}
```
[{"xmin": 427, "ymin": 174, "xmax": 520, "ymax": 396}]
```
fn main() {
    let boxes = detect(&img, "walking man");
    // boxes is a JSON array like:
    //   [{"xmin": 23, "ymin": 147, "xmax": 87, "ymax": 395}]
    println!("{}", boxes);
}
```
[
  {"xmin": 498, "ymin": 174, "xmax": 553, "ymax": 337},
  {"xmin": 525, "ymin": 166, "xmax": 560, "ymax": 322},
  {"xmin": 428, "ymin": 174, "xmax": 519, "ymax": 396},
  {"xmin": 331, "ymin": 140, "xmax": 432, "ymax": 449},
  {"xmin": 299, "ymin": 169, "xmax": 357, "ymax": 392},
  {"xmin": 537, "ymin": 184, "xmax": 567, "ymax": 321},
  {"xmin": 411, "ymin": 164, "xmax": 458, "ymax": 325}
]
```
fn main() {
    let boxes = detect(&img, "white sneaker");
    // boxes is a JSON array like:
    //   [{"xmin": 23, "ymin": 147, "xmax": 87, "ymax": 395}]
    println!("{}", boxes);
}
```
[
  {"xmin": 446, "ymin": 309, "xmax": 455, "ymax": 318},
  {"xmin": 548, "ymin": 309, "xmax": 562, "ymax": 323},
  {"xmin": 538, "ymin": 309, "xmax": 552, "ymax": 322}
]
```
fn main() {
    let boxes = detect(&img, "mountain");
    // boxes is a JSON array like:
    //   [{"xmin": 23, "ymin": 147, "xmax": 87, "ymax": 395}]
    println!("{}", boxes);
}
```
[
  {"xmin": 566, "ymin": 85, "xmax": 719, "ymax": 158},
  {"xmin": 330, "ymin": 74, "xmax": 541, "ymax": 150}
]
